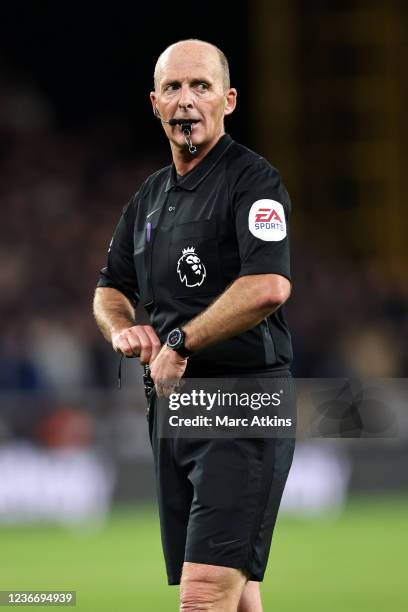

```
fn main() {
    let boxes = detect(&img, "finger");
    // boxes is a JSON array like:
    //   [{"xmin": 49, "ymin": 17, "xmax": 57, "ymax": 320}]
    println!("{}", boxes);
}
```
[
  {"xmin": 143, "ymin": 326, "xmax": 162, "ymax": 363},
  {"xmin": 122, "ymin": 329, "xmax": 142, "ymax": 358},
  {"xmin": 129, "ymin": 327, "xmax": 152, "ymax": 364},
  {"xmin": 115, "ymin": 336, "xmax": 135, "ymax": 358},
  {"xmin": 162, "ymin": 385, "xmax": 174, "ymax": 398},
  {"xmin": 158, "ymin": 378, "xmax": 179, "ymax": 398},
  {"xmin": 155, "ymin": 382, "xmax": 165, "ymax": 398}
]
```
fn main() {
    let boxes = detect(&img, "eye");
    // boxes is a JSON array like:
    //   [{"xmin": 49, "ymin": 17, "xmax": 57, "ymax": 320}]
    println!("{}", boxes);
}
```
[
  {"xmin": 196, "ymin": 82, "xmax": 209, "ymax": 91},
  {"xmin": 164, "ymin": 83, "xmax": 179, "ymax": 92}
]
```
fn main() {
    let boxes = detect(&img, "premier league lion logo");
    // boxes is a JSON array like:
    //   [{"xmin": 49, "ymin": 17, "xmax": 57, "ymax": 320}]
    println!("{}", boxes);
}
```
[{"xmin": 177, "ymin": 246, "xmax": 207, "ymax": 288}]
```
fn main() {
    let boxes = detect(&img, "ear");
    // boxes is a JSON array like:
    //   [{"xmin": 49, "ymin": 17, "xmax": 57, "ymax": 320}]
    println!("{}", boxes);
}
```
[
  {"xmin": 224, "ymin": 88, "xmax": 237, "ymax": 117},
  {"xmin": 150, "ymin": 91, "xmax": 157, "ymax": 115}
]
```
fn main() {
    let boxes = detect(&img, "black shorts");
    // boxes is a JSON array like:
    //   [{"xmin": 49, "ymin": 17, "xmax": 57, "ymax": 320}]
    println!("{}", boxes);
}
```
[{"xmin": 147, "ymin": 376, "xmax": 296, "ymax": 586}]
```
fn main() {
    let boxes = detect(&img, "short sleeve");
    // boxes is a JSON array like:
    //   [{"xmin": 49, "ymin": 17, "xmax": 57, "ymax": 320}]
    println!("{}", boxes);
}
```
[
  {"xmin": 97, "ymin": 195, "xmax": 140, "ymax": 307},
  {"xmin": 232, "ymin": 158, "xmax": 291, "ymax": 281}
]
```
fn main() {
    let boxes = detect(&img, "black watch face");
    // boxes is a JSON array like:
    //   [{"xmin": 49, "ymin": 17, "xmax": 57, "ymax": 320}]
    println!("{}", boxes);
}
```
[{"xmin": 168, "ymin": 329, "xmax": 182, "ymax": 348}]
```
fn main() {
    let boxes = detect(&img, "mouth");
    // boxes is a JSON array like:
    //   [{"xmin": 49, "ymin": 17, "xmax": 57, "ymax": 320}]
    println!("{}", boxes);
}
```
[
  {"xmin": 174, "ymin": 119, "xmax": 201, "ymax": 139},
  {"xmin": 174, "ymin": 118, "xmax": 201, "ymax": 128}
]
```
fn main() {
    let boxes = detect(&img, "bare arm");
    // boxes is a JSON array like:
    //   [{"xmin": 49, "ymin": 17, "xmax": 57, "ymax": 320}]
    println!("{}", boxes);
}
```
[
  {"xmin": 150, "ymin": 273, "xmax": 291, "ymax": 391},
  {"xmin": 93, "ymin": 287, "xmax": 135, "ymax": 342},
  {"xmin": 93, "ymin": 287, "xmax": 161, "ymax": 363},
  {"xmin": 183, "ymin": 273, "xmax": 291, "ymax": 351}
]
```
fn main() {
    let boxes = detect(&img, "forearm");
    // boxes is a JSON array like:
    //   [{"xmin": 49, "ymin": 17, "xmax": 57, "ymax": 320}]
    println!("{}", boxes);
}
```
[
  {"xmin": 183, "ymin": 274, "xmax": 289, "ymax": 352},
  {"xmin": 93, "ymin": 287, "xmax": 136, "ymax": 343}
]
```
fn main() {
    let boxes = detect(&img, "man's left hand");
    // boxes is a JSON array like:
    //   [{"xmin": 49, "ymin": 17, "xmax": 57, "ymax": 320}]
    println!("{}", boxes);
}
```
[{"xmin": 150, "ymin": 345, "xmax": 188, "ymax": 397}]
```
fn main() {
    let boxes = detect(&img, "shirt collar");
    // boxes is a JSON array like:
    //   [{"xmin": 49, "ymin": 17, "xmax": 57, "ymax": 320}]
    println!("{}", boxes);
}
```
[{"xmin": 165, "ymin": 134, "xmax": 233, "ymax": 192}]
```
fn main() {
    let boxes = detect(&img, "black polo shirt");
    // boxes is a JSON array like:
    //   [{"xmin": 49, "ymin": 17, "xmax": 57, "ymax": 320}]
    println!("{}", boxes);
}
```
[{"xmin": 97, "ymin": 134, "xmax": 293, "ymax": 375}]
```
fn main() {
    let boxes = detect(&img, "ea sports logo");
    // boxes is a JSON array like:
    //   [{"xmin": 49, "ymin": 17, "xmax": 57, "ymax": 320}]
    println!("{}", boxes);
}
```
[
  {"xmin": 248, "ymin": 199, "xmax": 286, "ymax": 241},
  {"xmin": 255, "ymin": 209, "xmax": 283, "ymax": 224},
  {"xmin": 177, "ymin": 246, "xmax": 207, "ymax": 287}
]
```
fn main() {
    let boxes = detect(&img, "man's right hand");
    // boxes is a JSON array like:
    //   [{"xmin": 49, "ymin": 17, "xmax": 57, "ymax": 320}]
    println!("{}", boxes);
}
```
[{"xmin": 111, "ymin": 325, "xmax": 162, "ymax": 364}]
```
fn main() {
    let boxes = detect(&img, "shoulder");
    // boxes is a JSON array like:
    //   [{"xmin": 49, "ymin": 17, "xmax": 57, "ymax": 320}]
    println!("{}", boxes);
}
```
[
  {"xmin": 140, "ymin": 165, "xmax": 172, "ymax": 191},
  {"xmin": 124, "ymin": 164, "xmax": 171, "ymax": 218},
  {"xmin": 226, "ymin": 140, "xmax": 291, "ymax": 211},
  {"xmin": 137, "ymin": 165, "xmax": 172, "ymax": 202},
  {"xmin": 226, "ymin": 141, "xmax": 283, "ymax": 187}
]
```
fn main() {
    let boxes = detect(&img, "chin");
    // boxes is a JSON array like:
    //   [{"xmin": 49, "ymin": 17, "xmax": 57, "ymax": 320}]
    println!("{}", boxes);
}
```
[
  {"xmin": 170, "ymin": 129, "xmax": 210, "ymax": 152},
  {"xmin": 173, "ymin": 136, "xmax": 203, "ymax": 150}
]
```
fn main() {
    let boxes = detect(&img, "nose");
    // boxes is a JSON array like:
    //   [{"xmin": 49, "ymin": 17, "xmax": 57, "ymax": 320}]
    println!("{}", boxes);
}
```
[{"xmin": 177, "ymin": 84, "xmax": 194, "ymax": 111}]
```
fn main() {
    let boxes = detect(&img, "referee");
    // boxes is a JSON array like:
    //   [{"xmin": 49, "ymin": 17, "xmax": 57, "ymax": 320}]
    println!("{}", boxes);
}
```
[{"xmin": 94, "ymin": 39, "xmax": 295, "ymax": 612}]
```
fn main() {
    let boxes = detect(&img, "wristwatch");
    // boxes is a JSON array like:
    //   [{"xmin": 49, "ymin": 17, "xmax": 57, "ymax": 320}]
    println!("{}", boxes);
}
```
[{"xmin": 166, "ymin": 327, "xmax": 192, "ymax": 358}]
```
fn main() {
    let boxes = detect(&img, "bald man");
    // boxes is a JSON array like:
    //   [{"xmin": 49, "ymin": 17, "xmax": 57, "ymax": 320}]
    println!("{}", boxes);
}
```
[{"xmin": 94, "ymin": 39, "xmax": 296, "ymax": 611}]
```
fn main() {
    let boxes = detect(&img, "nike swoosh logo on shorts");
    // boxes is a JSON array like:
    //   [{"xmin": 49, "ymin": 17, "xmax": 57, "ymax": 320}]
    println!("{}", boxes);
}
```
[{"xmin": 208, "ymin": 538, "xmax": 241, "ymax": 548}]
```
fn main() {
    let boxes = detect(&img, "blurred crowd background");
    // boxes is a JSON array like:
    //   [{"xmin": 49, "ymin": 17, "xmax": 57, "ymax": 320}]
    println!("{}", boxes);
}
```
[{"xmin": 0, "ymin": 0, "xmax": 407, "ymax": 524}]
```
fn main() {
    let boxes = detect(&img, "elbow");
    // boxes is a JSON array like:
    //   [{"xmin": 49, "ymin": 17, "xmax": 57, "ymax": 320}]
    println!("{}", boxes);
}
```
[{"xmin": 257, "ymin": 281, "xmax": 291, "ymax": 310}]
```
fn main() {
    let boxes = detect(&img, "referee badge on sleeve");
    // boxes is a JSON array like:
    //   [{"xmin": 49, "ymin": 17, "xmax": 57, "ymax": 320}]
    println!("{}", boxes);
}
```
[{"xmin": 248, "ymin": 199, "xmax": 287, "ymax": 241}]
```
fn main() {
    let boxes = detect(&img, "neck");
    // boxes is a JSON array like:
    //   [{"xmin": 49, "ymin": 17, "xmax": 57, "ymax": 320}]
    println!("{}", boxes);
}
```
[{"xmin": 171, "ymin": 128, "xmax": 225, "ymax": 176}]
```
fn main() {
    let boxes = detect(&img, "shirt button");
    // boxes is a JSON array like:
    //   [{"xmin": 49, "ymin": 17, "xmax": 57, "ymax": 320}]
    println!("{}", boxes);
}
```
[{"xmin": 168, "ymin": 206, "xmax": 175, "ymax": 212}]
